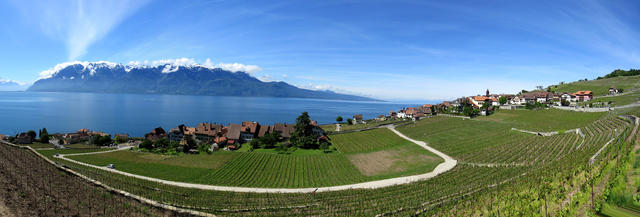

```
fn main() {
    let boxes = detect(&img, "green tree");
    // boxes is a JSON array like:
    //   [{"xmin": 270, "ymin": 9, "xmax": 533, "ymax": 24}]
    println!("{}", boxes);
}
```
[
  {"xmin": 346, "ymin": 118, "xmax": 354, "ymax": 125},
  {"xmin": 462, "ymin": 105, "xmax": 475, "ymax": 117},
  {"xmin": 39, "ymin": 128, "xmax": 50, "ymax": 143},
  {"xmin": 290, "ymin": 112, "xmax": 319, "ymax": 149},
  {"xmin": 498, "ymin": 96, "xmax": 507, "ymax": 105},
  {"xmin": 336, "ymin": 116, "xmax": 343, "ymax": 123},
  {"xmin": 140, "ymin": 140, "xmax": 153, "ymax": 150},
  {"xmin": 26, "ymin": 130, "xmax": 37, "ymax": 140}
]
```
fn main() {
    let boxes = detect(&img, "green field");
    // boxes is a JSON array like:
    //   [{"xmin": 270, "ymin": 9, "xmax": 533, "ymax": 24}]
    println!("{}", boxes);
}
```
[
  {"xmin": 320, "ymin": 119, "xmax": 409, "ymax": 132},
  {"xmin": 67, "ymin": 128, "xmax": 442, "ymax": 188},
  {"xmin": 549, "ymin": 75, "xmax": 640, "ymax": 96},
  {"xmin": 331, "ymin": 128, "xmax": 412, "ymax": 153},
  {"xmin": 477, "ymin": 108, "xmax": 606, "ymax": 131}
]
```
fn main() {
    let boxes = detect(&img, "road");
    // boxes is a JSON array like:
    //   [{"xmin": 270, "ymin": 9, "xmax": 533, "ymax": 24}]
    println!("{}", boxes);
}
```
[{"xmin": 54, "ymin": 125, "xmax": 458, "ymax": 193}]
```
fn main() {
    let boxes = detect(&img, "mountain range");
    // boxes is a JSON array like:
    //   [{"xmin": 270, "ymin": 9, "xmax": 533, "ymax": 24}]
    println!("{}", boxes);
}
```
[
  {"xmin": 27, "ymin": 62, "xmax": 377, "ymax": 101},
  {"xmin": 0, "ymin": 80, "xmax": 29, "ymax": 91}
]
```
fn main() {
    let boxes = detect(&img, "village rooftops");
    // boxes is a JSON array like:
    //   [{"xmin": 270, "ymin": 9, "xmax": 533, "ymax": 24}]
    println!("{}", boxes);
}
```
[
  {"xmin": 241, "ymin": 121, "xmax": 259, "ymax": 134},
  {"xmin": 257, "ymin": 125, "xmax": 272, "ymax": 137},
  {"xmin": 353, "ymin": 114, "xmax": 363, "ymax": 121},
  {"xmin": 574, "ymin": 91, "xmax": 593, "ymax": 95},
  {"xmin": 226, "ymin": 124, "xmax": 242, "ymax": 140}
]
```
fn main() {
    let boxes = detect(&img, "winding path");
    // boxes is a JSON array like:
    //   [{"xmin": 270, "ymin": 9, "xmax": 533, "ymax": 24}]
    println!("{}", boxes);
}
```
[{"xmin": 53, "ymin": 125, "xmax": 457, "ymax": 193}]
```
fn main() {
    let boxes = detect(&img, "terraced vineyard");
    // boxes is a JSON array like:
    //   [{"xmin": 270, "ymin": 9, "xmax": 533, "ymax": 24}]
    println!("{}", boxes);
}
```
[{"xmin": 32, "ymin": 111, "xmax": 635, "ymax": 216}]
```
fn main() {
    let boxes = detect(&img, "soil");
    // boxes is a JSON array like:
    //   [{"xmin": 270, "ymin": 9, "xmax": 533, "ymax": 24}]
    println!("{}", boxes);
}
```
[
  {"xmin": 0, "ymin": 143, "xmax": 195, "ymax": 217},
  {"xmin": 348, "ymin": 147, "xmax": 439, "ymax": 176}
]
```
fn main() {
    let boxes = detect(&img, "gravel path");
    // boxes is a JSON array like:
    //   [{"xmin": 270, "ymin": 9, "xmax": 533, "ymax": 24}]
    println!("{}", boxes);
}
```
[{"xmin": 54, "ymin": 125, "xmax": 457, "ymax": 193}]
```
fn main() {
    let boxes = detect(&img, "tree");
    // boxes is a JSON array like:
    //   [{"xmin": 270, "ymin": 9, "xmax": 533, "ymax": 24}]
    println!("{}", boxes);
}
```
[
  {"xmin": 140, "ymin": 140, "xmax": 153, "ymax": 150},
  {"xmin": 561, "ymin": 99, "xmax": 570, "ymax": 106},
  {"xmin": 346, "ymin": 118, "xmax": 354, "ymax": 125},
  {"xmin": 39, "ymin": 128, "xmax": 49, "ymax": 143},
  {"xmin": 26, "ymin": 130, "xmax": 37, "ymax": 140},
  {"xmin": 92, "ymin": 135, "xmax": 112, "ymax": 146},
  {"xmin": 498, "ymin": 96, "xmax": 507, "ymax": 105},
  {"xmin": 336, "ymin": 116, "xmax": 343, "ymax": 123},
  {"xmin": 289, "ymin": 112, "xmax": 319, "ymax": 149},
  {"xmin": 462, "ymin": 105, "xmax": 475, "ymax": 117}
]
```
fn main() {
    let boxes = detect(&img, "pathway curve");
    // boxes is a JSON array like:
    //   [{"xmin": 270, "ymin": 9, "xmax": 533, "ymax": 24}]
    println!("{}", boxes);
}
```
[{"xmin": 53, "ymin": 125, "xmax": 457, "ymax": 193}]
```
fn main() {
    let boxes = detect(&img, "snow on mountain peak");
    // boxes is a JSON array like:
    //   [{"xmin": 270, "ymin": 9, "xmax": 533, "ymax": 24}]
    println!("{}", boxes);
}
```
[{"xmin": 39, "ymin": 58, "xmax": 262, "ymax": 79}]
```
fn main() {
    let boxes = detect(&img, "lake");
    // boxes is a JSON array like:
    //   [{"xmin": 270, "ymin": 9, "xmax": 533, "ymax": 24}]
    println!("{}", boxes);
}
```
[{"xmin": 0, "ymin": 92, "xmax": 423, "ymax": 137}]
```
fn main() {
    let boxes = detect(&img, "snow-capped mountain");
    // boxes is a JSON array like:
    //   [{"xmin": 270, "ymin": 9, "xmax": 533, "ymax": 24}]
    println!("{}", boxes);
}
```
[
  {"xmin": 0, "ymin": 80, "xmax": 29, "ymax": 91},
  {"xmin": 28, "ymin": 61, "xmax": 377, "ymax": 101}
]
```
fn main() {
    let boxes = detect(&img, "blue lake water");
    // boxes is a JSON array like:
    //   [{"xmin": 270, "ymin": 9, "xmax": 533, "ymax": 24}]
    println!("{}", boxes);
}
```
[{"xmin": 0, "ymin": 92, "xmax": 423, "ymax": 137}]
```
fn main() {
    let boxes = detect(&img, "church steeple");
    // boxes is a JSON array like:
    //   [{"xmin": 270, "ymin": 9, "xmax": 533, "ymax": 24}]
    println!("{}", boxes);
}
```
[{"xmin": 486, "ymin": 89, "xmax": 490, "ymax": 97}]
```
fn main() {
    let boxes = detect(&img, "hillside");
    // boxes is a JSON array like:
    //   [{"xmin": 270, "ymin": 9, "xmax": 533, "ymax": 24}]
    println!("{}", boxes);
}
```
[
  {"xmin": 548, "ymin": 74, "xmax": 640, "ymax": 96},
  {"xmin": 28, "ymin": 61, "xmax": 378, "ymax": 101}
]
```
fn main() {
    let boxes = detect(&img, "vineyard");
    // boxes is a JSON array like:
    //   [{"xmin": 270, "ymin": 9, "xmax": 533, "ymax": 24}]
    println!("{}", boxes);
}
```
[
  {"xmin": 2, "ymin": 109, "xmax": 637, "ymax": 216},
  {"xmin": 67, "ymin": 127, "xmax": 442, "ymax": 188},
  {"xmin": 0, "ymin": 141, "xmax": 199, "ymax": 217}
]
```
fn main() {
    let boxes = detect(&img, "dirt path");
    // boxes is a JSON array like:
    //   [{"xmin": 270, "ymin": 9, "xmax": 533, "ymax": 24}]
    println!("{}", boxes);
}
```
[{"xmin": 54, "ymin": 125, "xmax": 457, "ymax": 193}]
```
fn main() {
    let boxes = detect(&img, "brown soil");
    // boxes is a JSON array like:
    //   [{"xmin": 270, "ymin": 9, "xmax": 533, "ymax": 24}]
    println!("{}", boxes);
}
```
[
  {"xmin": 0, "ymin": 197, "xmax": 13, "ymax": 217},
  {"xmin": 348, "ymin": 147, "xmax": 439, "ymax": 176},
  {"xmin": 0, "ymin": 143, "xmax": 195, "ymax": 217}
]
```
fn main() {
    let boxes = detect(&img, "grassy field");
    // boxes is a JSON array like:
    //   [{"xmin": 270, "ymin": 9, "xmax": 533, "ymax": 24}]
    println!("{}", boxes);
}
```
[
  {"xmin": 549, "ymin": 75, "xmax": 640, "ymax": 96},
  {"xmin": 477, "ymin": 108, "xmax": 606, "ymax": 131},
  {"xmin": 67, "ymin": 127, "xmax": 442, "ymax": 188},
  {"xmin": 37, "ymin": 148, "xmax": 113, "ymax": 159}
]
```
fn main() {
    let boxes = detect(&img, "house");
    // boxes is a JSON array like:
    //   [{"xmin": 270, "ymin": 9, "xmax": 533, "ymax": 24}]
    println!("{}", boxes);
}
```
[
  {"xmin": 352, "ymin": 114, "xmax": 364, "ymax": 124},
  {"xmin": 114, "ymin": 134, "xmax": 129, "ymax": 141},
  {"xmin": 469, "ymin": 96, "xmax": 497, "ymax": 107},
  {"xmin": 389, "ymin": 111, "xmax": 397, "ymax": 119},
  {"xmin": 310, "ymin": 120, "xmax": 325, "ymax": 138},
  {"xmin": 397, "ymin": 109, "xmax": 408, "ymax": 119},
  {"xmin": 145, "ymin": 127, "xmax": 167, "ymax": 142},
  {"xmin": 522, "ymin": 91, "xmax": 553, "ymax": 104},
  {"xmin": 225, "ymin": 124, "xmax": 242, "ymax": 145},
  {"xmin": 273, "ymin": 123, "xmax": 295, "ymax": 140},
  {"xmin": 15, "ymin": 132, "xmax": 34, "ymax": 144},
  {"xmin": 258, "ymin": 125, "xmax": 272, "ymax": 137},
  {"xmin": 375, "ymin": 114, "xmax": 387, "ymax": 121},
  {"xmin": 510, "ymin": 96, "xmax": 525, "ymax": 105},
  {"xmin": 574, "ymin": 91, "xmax": 593, "ymax": 102},
  {"xmin": 240, "ymin": 121, "xmax": 259, "ymax": 142},
  {"xmin": 194, "ymin": 123, "xmax": 224, "ymax": 143},
  {"xmin": 560, "ymin": 93, "xmax": 577, "ymax": 102},
  {"xmin": 168, "ymin": 125, "xmax": 187, "ymax": 142},
  {"xmin": 404, "ymin": 107, "xmax": 418, "ymax": 119},
  {"xmin": 609, "ymin": 86, "xmax": 619, "ymax": 95},
  {"xmin": 62, "ymin": 129, "xmax": 92, "ymax": 144},
  {"xmin": 0, "ymin": 134, "xmax": 7, "ymax": 141}
]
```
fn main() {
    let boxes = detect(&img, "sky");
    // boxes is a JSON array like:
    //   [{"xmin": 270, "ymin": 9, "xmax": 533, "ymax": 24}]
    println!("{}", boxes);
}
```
[{"xmin": 0, "ymin": 0, "xmax": 638, "ymax": 101}]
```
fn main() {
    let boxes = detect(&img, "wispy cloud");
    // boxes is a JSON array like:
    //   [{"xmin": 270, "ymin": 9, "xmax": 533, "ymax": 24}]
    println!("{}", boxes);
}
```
[{"xmin": 10, "ymin": 0, "xmax": 150, "ymax": 60}]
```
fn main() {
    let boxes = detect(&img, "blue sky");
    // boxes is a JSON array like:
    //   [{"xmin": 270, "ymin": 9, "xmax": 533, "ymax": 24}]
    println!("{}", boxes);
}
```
[{"xmin": 0, "ymin": 0, "xmax": 638, "ymax": 101}]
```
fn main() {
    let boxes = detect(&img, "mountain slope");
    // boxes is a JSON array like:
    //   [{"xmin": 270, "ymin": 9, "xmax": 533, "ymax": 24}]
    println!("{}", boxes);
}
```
[{"xmin": 28, "ymin": 62, "xmax": 378, "ymax": 101}]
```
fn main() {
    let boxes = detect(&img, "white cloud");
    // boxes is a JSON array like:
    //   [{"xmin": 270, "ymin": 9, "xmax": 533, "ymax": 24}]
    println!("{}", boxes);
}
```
[{"xmin": 10, "ymin": 0, "xmax": 150, "ymax": 60}]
